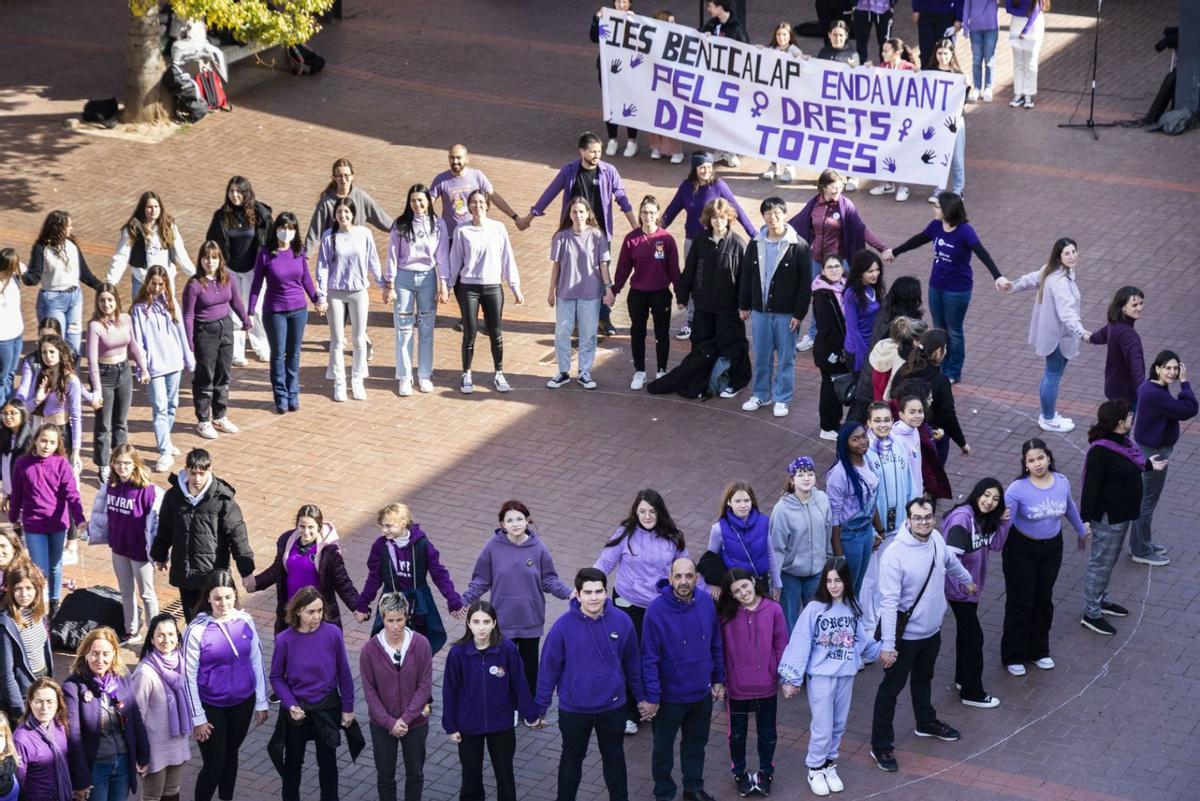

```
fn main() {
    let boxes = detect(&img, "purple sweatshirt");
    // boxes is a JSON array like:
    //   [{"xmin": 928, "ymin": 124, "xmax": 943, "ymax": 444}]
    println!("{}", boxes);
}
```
[
  {"xmin": 104, "ymin": 481, "xmax": 160, "ymax": 562},
  {"xmin": 842, "ymin": 286, "xmax": 879, "ymax": 372},
  {"xmin": 534, "ymin": 598, "xmax": 643, "ymax": 716},
  {"xmin": 385, "ymin": 216, "xmax": 449, "ymax": 278},
  {"xmin": 270, "ymin": 623, "xmax": 355, "ymax": 712},
  {"xmin": 359, "ymin": 631, "xmax": 433, "ymax": 731},
  {"xmin": 182, "ymin": 611, "xmax": 268, "ymax": 722},
  {"xmin": 248, "ymin": 248, "xmax": 319, "ymax": 314},
  {"xmin": 942, "ymin": 503, "xmax": 1010, "ymax": 602},
  {"xmin": 594, "ymin": 526, "xmax": 692, "ymax": 609},
  {"xmin": 355, "ymin": 526, "xmax": 463, "ymax": 614},
  {"xmin": 661, "ymin": 180, "xmax": 755, "ymax": 241},
  {"xmin": 181, "ymin": 278, "xmax": 249, "ymax": 350},
  {"xmin": 1134, "ymin": 381, "xmax": 1197, "ymax": 449},
  {"xmin": 13, "ymin": 719, "xmax": 71, "ymax": 801},
  {"xmin": 613, "ymin": 227, "xmax": 681, "ymax": 295},
  {"xmin": 960, "ymin": 0, "xmax": 999, "ymax": 33},
  {"xmin": 720, "ymin": 598, "xmax": 787, "ymax": 700},
  {"xmin": 1088, "ymin": 319, "xmax": 1144, "ymax": 404},
  {"xmin": 10, "ymin": 453, "xmax": 84, "ymax": 534},
  {"xmin": 530, "ymin": 159, "xmax": 633, "ymax": 241},
  {"xmin": 14, "ymin": 365, "xmax": 82, "ymax": 450},
  {"xmin": 442, "ymin": 638, "xmax": 539, "ymax": 736},
  {"xmin": 642, "ymin": 582, "xmax": 725, "ymax": 704},
  {"xmin": 1004, "ymin": 474, "xmax": 1087, "ymax": 542},
  {"xmin": 826, "ymin": 453, "xmax": 881, "ymax": 526},
  {"xmin": 461, "ymin": 530, "xmax": 572, "ymax": 639}
]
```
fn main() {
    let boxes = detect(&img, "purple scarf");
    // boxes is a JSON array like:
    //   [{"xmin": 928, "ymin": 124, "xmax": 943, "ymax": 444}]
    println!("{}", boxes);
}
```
[
  {"xmin": 143, "ymin": 649, "xmax": 190, "ymax": 737},
  {"xmin": 25, "ymin": 719, "xmax": 72, "ymax": 801},
  {"xmin": 1082, "ymin": 434, "xmax": 1147, "ymax": 490}
]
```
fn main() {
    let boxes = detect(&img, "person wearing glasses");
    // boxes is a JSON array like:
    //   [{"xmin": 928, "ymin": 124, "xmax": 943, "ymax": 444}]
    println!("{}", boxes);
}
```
[{"xmin": 870, "ymin": 496, "xmax": 975, "ymax": 775}]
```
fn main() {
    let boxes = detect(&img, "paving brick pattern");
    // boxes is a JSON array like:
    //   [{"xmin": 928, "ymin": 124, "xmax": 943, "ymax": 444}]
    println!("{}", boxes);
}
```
[{"xmin": 1, "ymin": 1, "xmax": 1197, "ymax": 800}]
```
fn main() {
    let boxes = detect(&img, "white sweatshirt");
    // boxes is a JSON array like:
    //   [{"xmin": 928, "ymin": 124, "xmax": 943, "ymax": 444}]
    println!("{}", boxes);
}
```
[{"xmin": 877, "ymin": 525, "xmax": 971, "ymax": 651}]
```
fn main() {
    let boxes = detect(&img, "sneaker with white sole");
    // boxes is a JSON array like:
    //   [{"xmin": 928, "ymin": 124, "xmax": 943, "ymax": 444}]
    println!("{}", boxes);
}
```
[
  {"xmin": 624, "ymin": 719, "xmax": 638, "ymax": 735},
  {"xmin": 1101, "ymin": 601, "xmax": 1129, "ymax": 616},
  {"xmin": 417, "ymin": 377, "xmax": 434, "ymax": 393},
  {"xmin": 196, "ymin": 421, "xmax": 218, "ymax": 440},
  {"xmin": 1131, "ymin": 552, "xmax": 1170, "ymax": 566},
  {"xmin": 796, "ymin": 333, "xmax": 814, "ymax": 351},
  {"xmin": 351, "ymin": 380, "xmax": 367, "ymax": 400},
  {"xmin": 577, "ymin": 372, "xmax": 597, "ymax": 390},
  {"xmin": 630, "ymin": 371, "xmax": 646, "ymax": 390},
  {"xmin": 761, "ymin": 169, "xmax": 777, "ymax": 181},
  {"xmin": 870, "ymin": 183, "xmax": 896, "ymax": 196},
  {"xmin": 819, "ymin": 429, "xmax": 839, "ymax": 441},
  {"xmin": 212, "ymin": 418, "xmax": 239, "ymax": 434},
  {"xmin": 168, "ymin": 444, "xmax": 181, "ymax": 456},
  {"xmin": 98, "ymin": 466, "xmax": 110, "ymax": 485},
  {"xmin": 895, "ymin": 186, "xmax": 910, "ymax": 202},
  {"xmin": 605, "ymin": 139, "xmax": 619, "ymax": 157},
  {"xmin": 1009, "ymin": 95, "xmax": 1025, "ymax": 107},
  {"xmin": 928, "ymin": 190, "xmax": 943, "ymax": 204},
  {"xmin": 719, "ymin": 387, "xmax": 738, "ymax": 399},
  {"xmin": 982, "ymin": 88, "xmax": 994, "ymax": 102},
  {"xmin": 914, "ymin": 720, "xmax": 961, "ymax": 741},
  {"xmin": 968, "ymin": 87, "xmax": 980, "ymax": 102},
  {"xmin": 779, "ymin": 167, "xmax": 794, "ymax": 183},
  {"xmin": 725, "ymin": 153, "xmax": 741, "ymax": 168},
  {"xmin": 844, "ymin": 176, "xmax": 859, "ymax": 192},
  {"xmin": 822, "ymin": 763, "xmax": 843, "ymax": 793},
  {"xmin": 1022, "ymin": 96, "xmax": 1035, "ymax": 109},
  {"xmin": 547, "ymin": 372, "xmax": 571, "ymax": 389},
  {"xmin": 961, "ymin": 694, "xmax": 1001, "ymax": 709},
  {"xmin": 493, "ymin": 372, "xmax": 510, "ymax": 392},
  {"xmin": 675, "ymin": 324, "xmax": 692, "ymax": 340},
  {"xmin": 154, "ymin": 453, "xmax": 174, "ymax": 472},
  {"xmin": 655, "ymin": 369, "xmax": 667, "ymax": 379},
  {"xmin": 773, "ymin": 402, "xmax": 789, "ymax": 417},
  {"xmin": 397, "ymin": 379, "xmax": 413, "ymax": 397},
  {"xmin": 231, "ymin": 356, "xmax": 249, "ymax": 367},
  {"xmin": 1033, "ymin": 657, "xmax": 1055, "ymax": 670},
  {"xmin": 1006, "ymin": 663, "xmax": 1026, "ymax": 676},
  {"xmin": 734, "ymin": 772, "xmax": 755, "ymax": 797},
  {"xmin": 460, "ymin": 372, "xmax": 474, "ymax": 394},
  {"xmin": 669, "ymin": 152, "xmax": 685, "ymax": 164},
  {"xmin": 650, "ymin": 148, "xmax": 662, "ymax": 160},
  {"xmin": 1038, "ymin": 414, "xmax": 1075, "ymax": 432},
  {"xmin": 332, "ymin": 383, "xmax": 347, "ymax": 403},
  {"xmin": 1081, "ymin": 615, "xmax": 1116, "ymax": 636},
  {"xmin": 742, "ymin": 397, "xmax": 768, "ymax": 412},
  {"xmin": 623, "ymin": 141, "xmax": 638, "ymax": 158},
  {"xmin": 807, "ymin": 767, "xmax": 831, "ymax": 796}
]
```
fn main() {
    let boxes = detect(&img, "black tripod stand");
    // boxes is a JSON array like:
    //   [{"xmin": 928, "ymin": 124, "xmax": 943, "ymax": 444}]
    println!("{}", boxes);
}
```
[{"xmin": 1059, "ymin": 0, "xmax": 1121, "ymax": 139}]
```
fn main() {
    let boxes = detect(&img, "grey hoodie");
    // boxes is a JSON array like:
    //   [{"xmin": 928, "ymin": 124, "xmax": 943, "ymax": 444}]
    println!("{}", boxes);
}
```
[{"xmin": 769, "ymin": 490, "xmax": 833, "ymax": 579}]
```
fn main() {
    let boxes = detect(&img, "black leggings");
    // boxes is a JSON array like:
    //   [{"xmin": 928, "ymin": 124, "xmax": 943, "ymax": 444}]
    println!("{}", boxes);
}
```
[
  {"xmin": 513, "ymin": 636, "xmax": 540, "ymax": 697},
  {"xmin": 627, "ymin": 289, "xmax": 672, "ymax": 372},
  {"xmin": 455, "ymin": 283, "xmax": 504, "ymax": 371},
  {"xmin": 605, "ymin": 122, "xmax": 638, "ymax": 140},
  {"xmin": 195, "ymin": 696, "xmax": 255, "ymax": 801},
  {"xmin": 853, "ymin": 9, "xmax": 893, "ymax": 65}
]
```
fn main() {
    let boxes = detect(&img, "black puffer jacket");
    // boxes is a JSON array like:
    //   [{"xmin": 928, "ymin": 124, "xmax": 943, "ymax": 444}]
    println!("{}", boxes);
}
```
[
  {"xmin": 677, "ymin": 232, "xmax": 745, "ymax": 313},
  {"xmin": 150, "ymin": 471, "xmax": 255, "ymax": 589}
]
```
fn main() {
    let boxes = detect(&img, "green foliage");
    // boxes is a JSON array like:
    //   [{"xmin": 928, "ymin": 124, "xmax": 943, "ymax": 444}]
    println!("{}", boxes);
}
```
[{"xmin": 130, "ymin": 0, "xmax": 336, "ymax": 47}]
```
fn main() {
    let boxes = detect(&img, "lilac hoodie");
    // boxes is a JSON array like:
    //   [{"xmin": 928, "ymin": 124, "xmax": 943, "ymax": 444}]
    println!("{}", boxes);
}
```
[
  {"xmin": 942, "ymin": 503, "xmax": 1010, "ymax": 602},
  {"xmin": 529, "ymin": 159, "xmax": 633, "ymax": 241},
  {"xmin": 385, "ymin": 216, "xmax": 449, "ymax": 278},
  {"xmin": 130, "ymin": 297, "xmax": 195, "ymax": 378},
  {"xmin": 182, "ymin": 610, "xmax": 268, "ymax": 722},
  {"xmin": 10, "ymin": 453, "xmax": 84, "ymax": 534},
  {"xmin": 14, "ymin": 365, "xmax": 83, "ymax": 450},
  {"xmin": 594, "ymin": 525, "xmax": 692, "ymax": 609},
  {"xmin": 960, "ymin": 0, "xmax": 999, "ymax": 33},
  {"xmin": 461, "ymin": 529, "xmax": 572, "ymax": 639},
  {"xmin": 720, "ymin": 598, "xmax": 788, "ymax": 700}
]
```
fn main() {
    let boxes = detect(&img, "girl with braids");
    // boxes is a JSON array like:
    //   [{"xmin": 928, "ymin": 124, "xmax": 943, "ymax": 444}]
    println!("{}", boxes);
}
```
[
  {"xmin": 108, "ymin": 191, "xmax": 195, "ymax": 297},
  {"xmin": 205, "ymin": 176, "xmax": 274, "ymax": 365},
  {"xmin": 22, "ymin": 211, "xmax": 105, "ymax": 354},
  {"xmin": 824, "ymin": 422, "xmax": 883, "ymax": 594}
]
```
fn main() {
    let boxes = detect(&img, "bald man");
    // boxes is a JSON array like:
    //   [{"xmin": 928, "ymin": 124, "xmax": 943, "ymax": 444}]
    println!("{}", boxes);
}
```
[{"xmin": 429, "ymin": 144, "xmax": 520, "ymax": 238}]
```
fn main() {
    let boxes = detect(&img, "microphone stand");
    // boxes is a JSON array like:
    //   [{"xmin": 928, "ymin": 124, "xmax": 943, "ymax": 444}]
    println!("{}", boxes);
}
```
[{"xmin": 1059, "ymin": 0, "xmax": 1121, "ymax": 139}]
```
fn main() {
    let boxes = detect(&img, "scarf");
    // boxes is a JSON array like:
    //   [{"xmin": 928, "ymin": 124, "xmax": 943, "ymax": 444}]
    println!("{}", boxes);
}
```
[
  {"xmin": 1082, "ymin": 434, "xmax": 1147, "ymax": 490},
  {"xmin": 27, "ymin": 719, "xmax": 72, "ymax": 801},
  {"xmin": 144, "ymin": 649, "xmax": 190, "ymax": 738}
]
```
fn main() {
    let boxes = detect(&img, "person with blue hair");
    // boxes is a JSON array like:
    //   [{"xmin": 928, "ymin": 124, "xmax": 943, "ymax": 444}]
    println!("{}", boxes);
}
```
[{"xmin": 825, "ymin": 422, "xmax": 884, "ymax": 593}]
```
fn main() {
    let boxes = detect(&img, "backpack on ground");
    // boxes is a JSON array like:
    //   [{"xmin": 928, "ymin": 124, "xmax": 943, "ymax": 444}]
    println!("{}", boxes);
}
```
[
  {"xmin": 163, "ymin": 63, "xmax": 208, "ymax": 123},
  {"xmin": 50, "ymin": 585, "xmax": 126, "ymax": 652},
  {"xmin": 286, "ymin": 43, "xmax": 326, "ymax": 76}
]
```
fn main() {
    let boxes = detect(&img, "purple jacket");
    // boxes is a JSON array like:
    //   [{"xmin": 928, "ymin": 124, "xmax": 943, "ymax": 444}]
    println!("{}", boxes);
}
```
[
  {"xmin": 13, "ymin": 719, "xmax": 71, "ymax": 801},
  {"xmin": 1089, "ymin": 320, "xmax": 1144, "ymax": 404},
  {"xmin": 1134, "ymin": 381, "xmax": 1197, "ymax": 449},
  {"xmin": 10, "ymin": 453, "xmax": 84, "ymax": 534},
  {"xmin": 534, "ymin": 598, "xmax": 643, "ymax": 716},
  {"xmin": 251, "ymin": 524, "xmax": 360, "ymax": 633},
  {"xmin": 182, "ymin": 611, "xmax": 268, "ymax": 722},
  {"xmin": 359, "ymin": 631, "xmax": 433, "ymax": 730},
  {"xmin": 442, "ymin": 638, "xmax": 539, "ymax": 736},
  {"xmin": 942, "ymin": 503, "xmax": 1010, "ymax": 602},
  {"xmin": 720, "ymin": 599, "xmax": 787, "ymax": 700},
  {"xmin": 270, "ymin": 623, "xmax": 355, "ymax": 712},
  {"xmin": 842, "ymin": 286, "xmax": 880, "ymax": 372},
  {"xmin": 461, "ymin": 530, "xmax": 572, "ymax": 639},
  {"xmin": 661, "ymin": 180, "xmax": 755, "ymax": 241},
  {"xmin": 642, "ymin": 581, "xmax": 725, "ymax": 704},
  {"xmin": 790, "ymin": 195, "xmax": 869, "ymax": 261},
  {"xmin": 63, "ymin": 672, "xmax": 151, "ymax": 793},
  {"xmin": 529, "ymin": 160, "xmax": 632, "ymax": 240},
  {"xmin": 355, "ymin": 525, "xmax": 463, "ymax": 614}
]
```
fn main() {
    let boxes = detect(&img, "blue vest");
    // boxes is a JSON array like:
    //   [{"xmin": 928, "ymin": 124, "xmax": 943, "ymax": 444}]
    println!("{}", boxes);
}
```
[{"xmin": 718, "ymin": 510, "xmax": 771, "ymax": 578}]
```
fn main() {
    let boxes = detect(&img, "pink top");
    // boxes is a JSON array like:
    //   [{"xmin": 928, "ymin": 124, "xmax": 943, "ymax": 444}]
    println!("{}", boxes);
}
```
[{"xmin": 86, "ymin": 315, "xmax": 146, "ymax": 390}]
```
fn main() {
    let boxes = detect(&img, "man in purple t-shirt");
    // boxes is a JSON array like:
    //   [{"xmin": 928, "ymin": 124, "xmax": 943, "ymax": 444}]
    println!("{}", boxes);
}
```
[{"xmin": 429, "ymin": 144, "xmax": 521, "ymax": 239}]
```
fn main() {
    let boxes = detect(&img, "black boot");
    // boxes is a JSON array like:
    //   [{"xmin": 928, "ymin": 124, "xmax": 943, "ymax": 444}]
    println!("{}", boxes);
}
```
[{"xmin": 49, "ymin": 599, "xmax": 59, "ymax": 620}]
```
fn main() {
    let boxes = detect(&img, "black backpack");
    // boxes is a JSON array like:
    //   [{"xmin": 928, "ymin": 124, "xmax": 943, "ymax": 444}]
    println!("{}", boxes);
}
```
[
  {"xmin": 286, "ymin": 43, "xmax": 326, "ymax": 76},
  {"xmin": 163, "ymin": 64, "xmax": 208, "ymax": 123},
  {"xmin": 50, "ymin": 586, "xmax": 126, "ymax": 652}
]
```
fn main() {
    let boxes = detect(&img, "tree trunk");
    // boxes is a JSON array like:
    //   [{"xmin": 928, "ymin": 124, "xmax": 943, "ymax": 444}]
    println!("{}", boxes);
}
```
[{"xmin": 122, "ymin": 2, "xmax": 170, "ymax": 124}]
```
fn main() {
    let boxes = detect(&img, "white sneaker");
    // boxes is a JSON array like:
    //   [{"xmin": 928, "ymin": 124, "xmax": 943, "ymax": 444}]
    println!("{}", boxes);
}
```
[
  {"xmin": 796, "ymin": 334, "xmax": 814, "ymax": 352},
  {"xmin": 779, "ymin": 166, "xmax": 795, "ymax": 183},
  {"xmin": 624, "ymin": 720, "xmax": 638, "ymax": 735},
  {"xmin": 351, "ymin": 380, "xmax": 367, "ymax": 400},
  {"xmin": 397, "ymin": 379, "xmax": 413, "ymax": 397},
  {"xmin": 622, "ymin": 140, "xmax": 638, "ymax": 158},
  {"xmin": 460, "ymin": 372, "xmax": 474, "ymax": 394},
  {"xmin": 1009, "ymin": 95, "xmax": 1025, "ymax": 108},
  {"xmin": 669, "ymin": 152, "xmax": 685, "ymax": 164},
  {"xmin": 1038, "ymin": 414, "xmax": 1075, "ymax": 433},
  {"xmin": 655, "ymin": 369, "xmax": 666, "ymax": 379},
  {"xmin": 168, "ymin": 444, "xmax": 181, "ymax": 456},
  {"xmin": 742, "ymin": 397, "xmax": 768, "ymax": 412},
  {"xmin": 962, "ymin": 695, "xmax": 1001, "ymax": 709},
  {"xmin": 154, "ymin": 452, "xmax": 173, "ymax": 472},
  {"xmin": 807, "ymin": 767, "xmax": 831, "ymax": 796},
  {"xmin": 870, "ymin": 183, "xmax": 896, "ymax": 196},
  {"xmin": 196, "ymin": 421, "xmax": 218, "ymax": 440},
  {"xmin": 773, "ymin": 402, "xmax": 790, "ymax": 417},
  {"xmin": 895, "ymin": 186, "xmax": 910, "ymax": 202},
  {"xmin": 333, "ymin": 383, "xmax": 347, "ymax": 403},
  {"xmin": 649, "ymin": 148, "xmax": 662, "ymax": 160},
  {"xmin": 823, "ymin": 763, "xmax": 844, "ymax": 793},
  {"xmin": 493, "ymin": 372, "xmax": 511, "ymax": 392},
  {"xmin": 968, "ymin": 88, "xmax": 980, "ymax": 102},
  {"xmin": 1006, "ymin": 664, "xmax": 1026, "ymax": 676},
  {"xmin": 819, "ymin": 429, "xmax": 839, "ymax": 441},
  {"xmin": 725, "ymin": 153, "xmax": 740, "ymax": 168},
  {"xmin": 630, "ymin": 371, "xmax": 646, "ymax": 390},
  {"xmin": 928, "ymin": 190, "xmax": 943, "ymax": 204},
  {"xmin": 212, "ymin": 418, "xmax": 239, "ymax": 434},
  {"xmin": 844, "ymin": 176, "xmax": 859, "ymax": 192},
  {"xmin": 760, "ymin": 169, "xmax": 777, "ymax": 181},
  {"xmin": 1131, "ymin": 552, "xmax": 1170, "ymax": 566},
  {"xmin": 231, "ymin": 356, "xmax": 249, "ymax": 367},
  {"xmin": 1034, "ymin": 657, "xmax": 1055, "ymax": 670},
  {"xmin": 605, "ymin": 139, "xmax": 619, "ymax": 156},
  {"xmin": 98, "ymin": 465, "xmax": 110, "ymax": 485},
  {"xmin": 1022, "ymin": 96, "xmax": 1035, "ymax": 109},
  {"xmin": 417, "ymin": 378, "xmax": 434, "ymax": 393},
  {"xmin": 675, "ymin": 324, "xmax": 692, "ymax": 341},
  {"xmin": 719, "ymin": 387, "xmax": 738, "ymax": 399},
  {"xmin": 982, "ymin": 88, "xmax": 994, "ymax": 102}
]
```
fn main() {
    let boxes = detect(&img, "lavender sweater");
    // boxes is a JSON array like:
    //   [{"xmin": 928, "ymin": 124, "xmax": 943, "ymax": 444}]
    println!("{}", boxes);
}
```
[
  {"xmin": 942, "ymin": 503, "xmax": 1011, "ymax": 602},
  {"xmin": 461, "ymin": 530, "xmax": 572, "ymax": 639},
  {"xmin": 826, "ymin": 454, "xmax": 881, "ymax": 527},
  {"xmin": 594, "ymin": 526, "xmax": 692, "ymax": 609},
  {"xmin": 270, "ymin": 623, "xmax": 355, "ymax": 712},
  {"xmin": 1004, "ymin": 474, "xmax": 1087, "ymax": 541},
  {"xmin": 14, "ymin": 365, "xmax": 82, "ymax": 450}
]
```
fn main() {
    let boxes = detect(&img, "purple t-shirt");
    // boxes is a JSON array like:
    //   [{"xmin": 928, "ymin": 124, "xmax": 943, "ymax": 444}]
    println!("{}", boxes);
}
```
[
  {"xmin": 430, "ymin": 168, "xmax": 493, "ymax": 237},
  {"xmin": 285, "ymin": 540, "xmax": 321, "ymax": 601},
  {"xmin": 924, "ymin": 220, "xmax": 982, "ymax": 293},
  {"xmin": 550, "ymin": 227, "xmax": 609, "ymax": 301}
]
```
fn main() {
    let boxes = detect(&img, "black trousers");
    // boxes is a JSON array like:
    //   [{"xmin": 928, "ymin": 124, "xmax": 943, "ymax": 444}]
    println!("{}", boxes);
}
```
[
  {"xmin": 728, "ymin": 695, "xmax": 777, "ymax": 777},
  {"xmin": 871, "ymin": 632, "xmax": 940, "ymax": 750},
  {"xmin": 193, "ymin": 316, "xmax": 234, "ymax": 421},
  {"xmin": 370, "ymin": 721, "xmax": 428, "ymax": 801},
  {"xmin": 1001, "ymin": 530, "xmax": 1062, "ymax": 665},
  {"xmin": 917, "ymin": 11, "xmax": 957, "ymax": 69},
  {"xmin": 818, "ymin": 362, "xmax": 849, "ymax": 432},
  {"xmin": 458, "ymin": 727, "xmax": 517, "ymax": 801},
  {"xmin": 617, "ymin": 599, "xmax": 646, "ymax": 724},
  {"xmin": 853, "ymin": 9, "xmax": 894, "ymax": 64},
  {"xmin": 195, "ymin": 696, "xmax": 255, "ymax": 801},
  {"xmin": 651, "ymin": 696, "xmax": 713, "ymax": 800},
  {"xmin": 513, "ymin": 636, "xmax": 540, "ymax": 697},
  {"xmin": 816, "ymin": 0, "xmax": 856, "ymax": 46},
  {"xmin": 949, "ymin": 600, "xmax": 986, "ymax": 701},
  {"xmin": 557, "ymin": 707, "xmax": 628, "ymax": 801},
  {"xmin": 93, "ymin": 361, "xmax": 131, "ymax": 468},
  {"xmin": 180, "ymin": 586, "xmax": 203, "ymax": 622},
  {"xmin": 455, "ymin": 283, "xmax": 504, "ymax": 371},
  {"xmin": 281, "ymin": 714, "xmax": 339, "ymax": 801},
  {"xmin": 627, "ymin": 289, "xmax": 672, "ymax": 373}
]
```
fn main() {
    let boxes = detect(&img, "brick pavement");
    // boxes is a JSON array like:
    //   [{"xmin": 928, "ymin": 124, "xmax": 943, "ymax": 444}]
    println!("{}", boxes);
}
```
[{"xmin": 2, "ymin": 1, "xmax": 1198, "ymax": 799}]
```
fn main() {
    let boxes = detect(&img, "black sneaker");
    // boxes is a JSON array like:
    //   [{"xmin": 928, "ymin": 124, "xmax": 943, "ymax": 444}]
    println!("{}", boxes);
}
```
[
  {"xmin": 269, "ymin": 692, "xmax": 280, "ymax": 704},
  {"xmin": 1081, "ymin": 615, "xmax": 1116, "ymax": 635},
  {"xmin": 754, "ymin": 772, "xmax": 772, "ymax": 796},
  {"xmin": 546, "ymin": 372, "xmax": 571, "ymax": 389},
  {"xmin": 871, "ymin": 747, "xmax": 898, "ymax": 772},
  {"xmin": 602, "ymin": 322, "xmax": 618, "ymax": 337},
  {"xmin": 1100, "ymin": 601, "xmax": 1129, "ymax": 617},
  {"xmin": 915, "ymin": 720, "xmax": 961, "ymax": 741},
  {"xmin": 734, "ymin": 772, "xmax": 754, "ymax": 797}
]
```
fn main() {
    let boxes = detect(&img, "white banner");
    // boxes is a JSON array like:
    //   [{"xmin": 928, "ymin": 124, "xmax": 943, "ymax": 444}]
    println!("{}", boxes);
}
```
[{"xmin": 598, "ymin": 10, "xmax": 965, "ymax": 186}]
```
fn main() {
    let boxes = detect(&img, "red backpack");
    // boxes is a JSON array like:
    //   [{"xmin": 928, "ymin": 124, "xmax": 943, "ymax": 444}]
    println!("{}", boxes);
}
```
[{"xmin": 196, "ymin": 64, "xmax": 231, "ymax": 111}]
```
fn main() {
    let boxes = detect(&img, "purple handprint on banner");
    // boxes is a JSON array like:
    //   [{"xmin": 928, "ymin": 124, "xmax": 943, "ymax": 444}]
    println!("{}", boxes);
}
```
[
  {"xmin": 883, "ymin": 157, "xmax": 896, "ymax": 173},
  {"xmin": 630, "ymin": 54, "xmax": 644, "ymax": 68},
  {"xmin": 922, "ymin": 126, "xmax": 936, "ymax": 140},
  {"xmin": 622, "ymin": 103, "xmax": 637, "ymax": 118},
  {"xmin": 597, "ymin": 23, "xmax": 611, "ymax": 41}
]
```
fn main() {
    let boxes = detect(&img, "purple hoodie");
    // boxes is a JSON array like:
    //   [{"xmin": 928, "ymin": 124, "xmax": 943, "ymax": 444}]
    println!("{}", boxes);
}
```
[
  {"xmin": 104, "ymin": 481, "xmax": 160, "ymax": 562},
  {"xmin": 461, "ymin": 529, "xmax": 572, "ymax": 639},
  {"xmin": 182, "ymin": 610, "xmax": 268, "ymax": 722},
  {"xmin": 355, "ymin": 524, "xmax": 463, "ymax": 614},
  {"xmin": 661, "ymin": 180, "xmax": 756, "ymax": 241},
  {"xmin": 534, "ymin": 598, "xmax": 643, "ymax": 716},
  {"xmin": 960, "ymin": 0, "xmax": 999, "ymax": 33},
  {"xmin": 9, "ymin": 453, "xmax": 84, "ymax": 534},
  {"xmin": 641, "ymin": 580, "xmax": 725, "ymax": 704},
  {"xmin": 442, "ymin": 638, "xmax": 539, "ymax": 736},
  {"xmin": 942, "ymin": 503, "xmax": 1010, "ymax": 603},
  {"xmin": 720, "ymin": 598, "xmax": 788, "ymax": 700}
]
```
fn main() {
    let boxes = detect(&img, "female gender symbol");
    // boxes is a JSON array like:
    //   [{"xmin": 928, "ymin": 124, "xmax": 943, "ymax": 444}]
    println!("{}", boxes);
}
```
[{"xmin": 751, "ymin": 91, "xmax": 769, "ymax": 118}]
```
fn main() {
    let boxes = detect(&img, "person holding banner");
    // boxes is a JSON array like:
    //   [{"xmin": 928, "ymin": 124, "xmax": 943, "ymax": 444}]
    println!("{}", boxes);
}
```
[
  {"xmin": 700, "ymin": 1, "xmax": 749, "ymax": 169},
  {"xmin": 645, "ymin": 13, "xmax": 687, "ymax": 164},
  {"xmin": 761, "ymin": 23, "xmax": 806, "ymax": 183},
  {"xmin": 591, "ymin": 2, "xmax": 640, "ymax": 158},
  {"xmin": 816, "ymin": 21, "xmax": 862, "ymax": 193},
  {"xmin": 854, "ymin": 1, "xmax": 896, "ymax": 66},
  {"xmin": 928, "ymin": 39, "xmax": 969, "ymax": 201},
  {"xmin": 869, "ymin": 39, "xmax": 920, "ymax": 203}
]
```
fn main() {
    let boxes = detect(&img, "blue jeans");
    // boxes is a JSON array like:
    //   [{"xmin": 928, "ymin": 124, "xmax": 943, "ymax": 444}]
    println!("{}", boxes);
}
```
[
  {"xmin": 393, "ymin": 269, "xmax": 437, "ymax": 382},
  {"xmin": 1039, "ymin": 346, "xmax": 1069, "ymax": 419},
  {"xmin": 266, "ymin": 308, "xmax": 307, "ymax": 408},
  {"xmin": 750, "ymin": 311, "xmax": 797, "ymax": 404},
  {"xmin": 780, "ymin": 572, "xmax": 821, "ymax": 635},
  {"xmin": 36, "ymin": 287, "xmax": 83, "ymax": 353},
  {"xmin": 555, "ymin": 297, "xmax": 602, "ymax": 375},
  {"xmin": 26, "ymin": 530, "xmax": 67, "ymax": 602},
  {"xmin": 929, "ymin": 286, "xmax": 972, "ymax": 381},
  {"xmin": 839, "ymin": 517, "xmax": 875, "ymax": 595},
  {"xmin": 0, "ymin": 335, "xmax": 21, "ymax": 406},
  {"xmin": 147, "ymin": 371, "xmax": 181, "ymax": 453},
  {"xmin": 89, "ymin": 754, "xmax": 131, "ymax": 801},
  {"xmin": 969, "ymin": 28, "xmax": 999, "ymax": 90}
]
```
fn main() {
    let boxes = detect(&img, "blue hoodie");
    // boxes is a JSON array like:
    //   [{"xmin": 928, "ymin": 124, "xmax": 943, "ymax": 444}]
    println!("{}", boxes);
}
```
[
  {"xmin": 641, "ymin": 580, "xmax": 726, "ymax": 705},
  {"xmin": 534, "ymin": 598, "xmax": 641, "ymax": 716},
  {"xmin": 442, "ymin": 638, "xmax": 539, "ymax": 736}
]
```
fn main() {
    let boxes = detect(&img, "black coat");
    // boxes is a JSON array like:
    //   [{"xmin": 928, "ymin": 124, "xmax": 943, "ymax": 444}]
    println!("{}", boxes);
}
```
[
  {"xmin": 150, "ymin": 472, "xmax": 255, "ymax": 589},
  {"xmin": 1080, "ymin": 435, "xmax": 1148, "ymax": 524},
  {"xmin": 738, "ymin": 233, "xmax": 812, "ymax": 319},
  {"xmin": 811, "ymin": 287, "xmax": 847, "ymax": 370},
  {"xmin": 678, "ymin": 233, "xmax": 745, "ymax": 313},
  {"xmin": 205, "ymin": 200, "xmax": 273, "ymax": 274}
]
